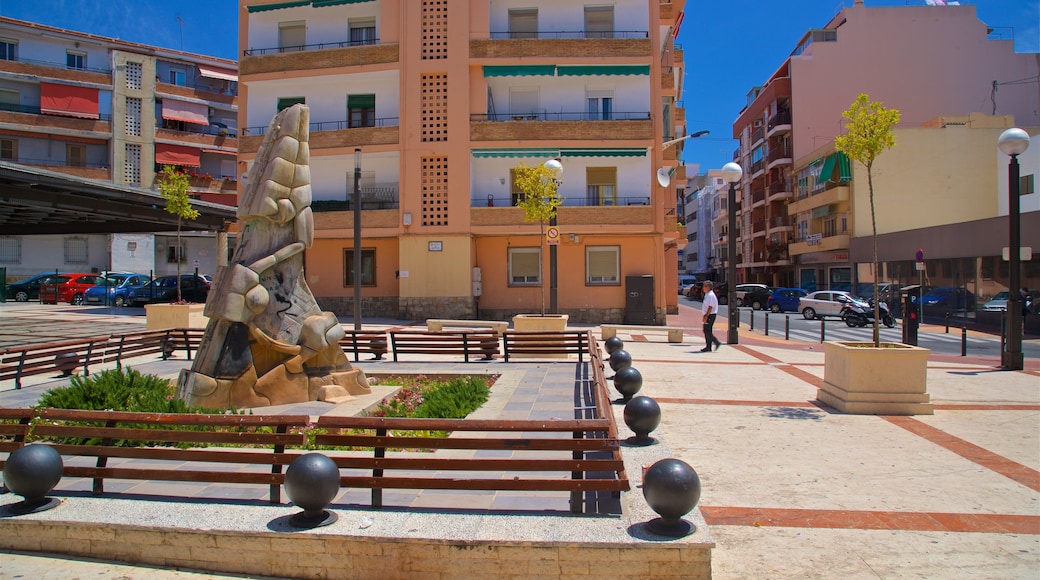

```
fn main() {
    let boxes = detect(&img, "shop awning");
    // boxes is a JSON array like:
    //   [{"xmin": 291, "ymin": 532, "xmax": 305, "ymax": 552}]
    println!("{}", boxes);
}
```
[
  {"xmin": 39, "ymin": 83, "xmax": 99, "ymax": 119},
  {"xmin": 246, "ymin": 1, "xmax": 310, "ymax": 13},
  {"xmin": 837, "ymin": 152, "xmax": 852, "ymax": 181},
  {"xmin": 483, "ymin": 65, "xmax": 556, "ymax": 78},
  {"xmin": 161, "ymin": 99, "xmax": 209, "ymax": 125},
  {"xmin": 155, "ymin": 143, "xmax": 201, "ymax": 167},
  {"xmin": 312, "ymin": 0, "xmax": 372, "ymax": 6},
  {"xmin": 556, "ymin": 65, "xmax": 649, "ymax": 76},
  {"xmin": 347, "ymin": 94, "xmax": 375, "ymax": 109},
  {"xmin": 201, "ymin": 149, "xmax": 237, "ymax": 156},
  {"xmin": 560, "ymin": 148, "xmax": 646, "ymax": 158},
  {"xmin": 472, "ymin": 148, "xmax": 558, "ymax": 159},
  {"xmin": 197, "ymin": 65, "xmax": 237, "ymax": 82},
  {"xmin": 818, "ymin": 154, "xmax": 837, "ymax": 182}
]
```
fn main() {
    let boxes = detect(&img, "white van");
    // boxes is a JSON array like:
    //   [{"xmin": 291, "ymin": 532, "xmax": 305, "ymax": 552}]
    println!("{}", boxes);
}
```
[{"xmin": 678, "ymin": 275, "xmax": 698, "ymax": 294}]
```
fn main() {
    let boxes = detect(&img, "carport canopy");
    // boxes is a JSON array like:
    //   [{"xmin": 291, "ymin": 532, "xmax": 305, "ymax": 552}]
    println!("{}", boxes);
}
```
[{"xmin": 0, "ymin": 162, "xmax": 236, "ymax": 235}]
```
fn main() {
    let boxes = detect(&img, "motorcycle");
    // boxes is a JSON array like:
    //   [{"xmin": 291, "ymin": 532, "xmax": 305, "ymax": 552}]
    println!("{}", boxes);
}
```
[{"xmin": 841, "ymin": 297, "xmax": 896, "ymax": 328}]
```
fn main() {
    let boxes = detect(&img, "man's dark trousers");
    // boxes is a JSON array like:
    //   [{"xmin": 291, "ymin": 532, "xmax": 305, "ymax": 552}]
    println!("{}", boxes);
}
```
[{"xmin": 703, "ymin": 313, "xmax": 720, "ymax": 349}]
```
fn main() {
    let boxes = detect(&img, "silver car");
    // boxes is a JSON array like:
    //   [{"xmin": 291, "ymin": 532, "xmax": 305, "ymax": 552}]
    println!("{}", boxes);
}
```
[{"xmin": 799, "ymin": 290, "xmax": 862, "ymax": 320}]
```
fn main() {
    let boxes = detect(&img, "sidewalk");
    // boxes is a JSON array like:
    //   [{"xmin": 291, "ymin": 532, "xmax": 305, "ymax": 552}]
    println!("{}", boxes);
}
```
[{"xmin": 1, "ymin": 303, "xmax": 1037, "ymax": 578}]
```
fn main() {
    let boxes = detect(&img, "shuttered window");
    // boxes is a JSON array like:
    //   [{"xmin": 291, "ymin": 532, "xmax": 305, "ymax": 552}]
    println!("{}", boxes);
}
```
[
  {"xmin": 587, "ymin": 246, "xmax": 619, "ymax": 285},
  {"xmin": 509, "ymin": 248, "xmax": 540, "ymax": 285}
]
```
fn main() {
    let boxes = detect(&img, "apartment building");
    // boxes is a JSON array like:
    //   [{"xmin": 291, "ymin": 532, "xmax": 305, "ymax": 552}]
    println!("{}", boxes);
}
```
[
  {"xmin": 239, "ymin": 0, "xmax": 688, "ymax": 323},
  {"xmin": 681, "ymin": 170, "xmax": 723, "ymax": 278},
  {"xmin": 730, "ymin": 0, "xmax": 1039, "ymax": 292},
  {"xmin": 0, "ymin": 16, "xmax": 238, "ymax": 278}
]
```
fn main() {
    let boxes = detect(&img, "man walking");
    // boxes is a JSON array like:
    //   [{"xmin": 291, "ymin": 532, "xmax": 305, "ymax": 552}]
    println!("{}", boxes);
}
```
[{"xmin": 701, "ymin": 281, "xmax": 721, "ymax": 352}]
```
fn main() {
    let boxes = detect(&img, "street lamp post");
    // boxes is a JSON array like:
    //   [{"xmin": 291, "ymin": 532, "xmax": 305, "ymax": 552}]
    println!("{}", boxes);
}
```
[
  {"xmin": 997, "ymin": 128, "xmax": 1030, "ymax": 371},
  {"xmin": 544, "ymin": 159, "xmax": 563, "ymax": 314},
  {"xmin": 352, "ymin": 147, "xmax": 362, "ymax": 331},
  {"xmin": 720, "ymin": 162, "xmax": 743, "ymax": 344}
]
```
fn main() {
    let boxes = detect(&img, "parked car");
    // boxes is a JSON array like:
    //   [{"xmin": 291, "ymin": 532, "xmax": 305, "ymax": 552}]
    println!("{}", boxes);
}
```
[
  {"xmin": 799, "ymin": 290, "xmax": 862, "ymax": 320},
  {"xmin": 921, "ymin": 286, "xmax": 975, "ymax": 313},
  {"xmin": 678, "ymin": 275, "xmax": 699, "ymax": 295},
  {"xmin": 83, "ymin": 273, "xmax": 152, "ymax": 307},
  {"xmin": 127, "ymin": 275, "xmax": 211, "ymax": 306},
  {"xmin": 982, "ymin": 290, "xmax": 1010, "ymax": 312},
  {"xmin": 684, "ymin": 281, "xmax": 727, "ymax": 303},
  {"xmin": 39, "ymin": 273, "xmax": 102, "ymax": 305},
  {"xmin": 734, "ymin": 284, "xmax": 768, "ymax": 307},
  {"xmin": 5, "ymin": 273, "xmax": 56, "ymax": 302},
  {"xmin": 741, "ymin": 286, "xmax": 775, "ymax": 311},
  {"xmin": 767, "ymin": 288, "xmax": 808, "ymax": 313}
]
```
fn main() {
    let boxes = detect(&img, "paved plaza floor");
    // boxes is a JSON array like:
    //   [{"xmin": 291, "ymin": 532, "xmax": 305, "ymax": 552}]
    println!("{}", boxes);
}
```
[{"xmin": 0, "ymin": 302, "xmax": 1037, "ymax": 578}]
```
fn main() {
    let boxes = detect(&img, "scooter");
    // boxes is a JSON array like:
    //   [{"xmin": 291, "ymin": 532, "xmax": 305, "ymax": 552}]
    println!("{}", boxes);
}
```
[{"xmin": 841, "ymin": 298, "xmax": 896, "ymax": 328}]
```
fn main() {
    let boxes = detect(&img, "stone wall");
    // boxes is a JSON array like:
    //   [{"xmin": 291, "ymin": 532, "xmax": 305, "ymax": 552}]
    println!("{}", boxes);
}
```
[{"xmin": 398, "ymin": 296, "xmax": 475, "ymax": 320}]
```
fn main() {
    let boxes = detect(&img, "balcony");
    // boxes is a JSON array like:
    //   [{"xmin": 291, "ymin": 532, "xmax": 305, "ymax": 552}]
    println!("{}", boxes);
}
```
[
  {"xmin": 311, "ymin": 185, "xmax": 400, "ymax": 211},
  {"xmin": 767, "ymin": 180, "xmax": 792, "ymax": 202},
  {"xmin": 0, "ymin": 56, "xmax": 111, "ymax": 84},
  {"xmin": 239, "ymin": 118, "xmax": 399, "ymax": 154},
  {"xmin": 787, "ymin": 184, "xmax": 850, "ymax": 215},
  {"xmin": 788, "ymin": 234, "xmax": 851, "ymax": 256},
  {"xmin": 749, "ymin": 158, "xmax": 765, "ymax": 177},
  {"xmin": 470, "ymin": 34, "xmax": 650, "ymax": 59},
  {"xmin": 19, "ymin": 159, "xmax": 109, "ymax": 181},
  {"xmin": 155, "ymin": 127, "xmax": 238, "ymax": 150},
  {"xmin": 240, "ymin": 42, "xmax": 399, "ymax": 76},
  {"xmin": 155, "ymin": 80, "xmax": 237, "ymax": 105},
  {"xmin": 470, "ymin": 113, "xmax": 651, "ymax": 143},
  {"xmin": 751, "ymin": 188, "xmax": 766, "ymax": 207},
  {"xmin": 766, "ymin": 110, "xmax": 792, "ymax": 137},
  {"xmin": 472, "ymin": 204, "xmax": 653, "ymax": 228},
  {"xmin": 767, "ymin": 216, "xmax": 793, "ymax": 235},
  {"xmin": 0, "ymin": 105, "xmax": 111, "ymax": 134},
  {"xmin": 750, "ymin": 126, "xmax": 765, "ymax": 146},
  {"xmin": 476, "ymin": 193, "xmax": 650, "ymax": 208},
  {"xmin": 766, "ymin": 144, "xmax": 792, "ymax": 170}
]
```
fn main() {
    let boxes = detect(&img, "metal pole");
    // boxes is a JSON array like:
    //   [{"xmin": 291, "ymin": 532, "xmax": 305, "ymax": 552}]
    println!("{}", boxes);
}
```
[
  {"xmin": 353, "ymin": 148, "xmax": 362, "ymax": 331},
  {"xmin": 961, "ymin": 327, "xmax": 967, "ymax": 357},
  {"xmin": 1004, "ymin": 153, "xmax": 1023, "ymax": 370},
  {"xmin": 820, "ymin": 319, "xmax": 826, "ymax": 343},
  {"xmin": 549, "ymin": 213, "xmax": 558, "ymax": 314},
  {"xmin": 749, "ymin": 309, "xmax": 754, "ymax": 331},
  {"xmin": 727, "ymin": 182, "xmax": 738, "ymax": 344},
  {"xmin": 764, "ymin": 312, "xmax": 769, "ymax": 336},
  {"xmin": 785, "ymin": 315, "xmax": 790, "ymax": 340}
]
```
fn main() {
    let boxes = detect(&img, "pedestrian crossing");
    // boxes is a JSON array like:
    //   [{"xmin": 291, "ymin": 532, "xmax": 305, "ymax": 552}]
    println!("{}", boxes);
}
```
[{"xmin": 742, "ymin": 318, "xmax": 987, "ymax": 348}]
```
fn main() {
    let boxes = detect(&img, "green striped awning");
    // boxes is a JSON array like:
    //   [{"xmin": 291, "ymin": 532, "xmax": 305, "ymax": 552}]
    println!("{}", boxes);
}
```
[
  {"xmin": 812, "ymin": 205, "xmax": 831, "ymax": 219},
  {"xmin": 472, "ymin": 148, "xmax": 559, "ymax": 159},
  {"xmin": 482, "ymin": 65, "xmax": 557, "ymax": 77},
  {"xmin": 556, "ymin": 65, "xmax": 650, "ymax": 77},
  {"xmin": 837, "ymin": 152, "xmax": 852, "ymax": 181},
  {"xmin": 246, "ymin": 1, "xmax": 310, "ymax": 13},
  {"xmin": 347, "ymin": 94, "xmax": 375, "ymax": 109},
  {"xmin": 312, "ymin": 0, "xmax": 372, "ymax": 7},
  {"xmin": 818, "ymin": 154, "xmax": 837, "ymax": 183},
  {"xmin": 560, "ymin": 148, "xmax": 646, "ymax": 158}
]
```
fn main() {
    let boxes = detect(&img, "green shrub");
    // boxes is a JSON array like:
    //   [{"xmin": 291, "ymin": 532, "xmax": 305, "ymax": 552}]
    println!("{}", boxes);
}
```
[
  {"xmin": 36, "ymin": 368, "xmax": 194, "ymax": 413},
  {"xmin": 411, "ymin": 376, "xmax": 490, "ymax": 419}
]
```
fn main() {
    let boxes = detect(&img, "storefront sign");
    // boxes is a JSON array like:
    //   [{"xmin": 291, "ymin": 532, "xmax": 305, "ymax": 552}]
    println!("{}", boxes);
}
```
[{"xmin": 800, "ymin": 251, "xmax": 849, "ymax": 264}]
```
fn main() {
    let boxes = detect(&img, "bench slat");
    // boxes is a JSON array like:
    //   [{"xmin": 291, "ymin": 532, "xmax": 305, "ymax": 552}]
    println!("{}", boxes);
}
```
[
  {"xmin": 329, "ymin": 457, "xmax": 625, "ymax": 472},
  {"xmin": 318, "ymin": 416, "xmax": 610, "ymax": 431},
  {"xmin": 314, "ymin": 434, "xmax": 619, "ymax": 452},
  {"xmin": 62, "ymin": 466, "xmax": 286, "ymax": 485},
  {"xmin": 33, "ymin": 425, "xmax": 304, "ymax": 446},
  {"xmin": 337, "ymin": 476, "xmax": 629, "ymax": 492},
  {"xmin": 49, "ymin": 444, "xmax": 300, "ymax": 465}
]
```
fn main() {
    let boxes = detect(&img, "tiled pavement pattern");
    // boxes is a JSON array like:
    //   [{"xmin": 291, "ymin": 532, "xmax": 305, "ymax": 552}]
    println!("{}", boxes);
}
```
[{"xmin": 1, "ymin": 302, "xmax": 1038, "ymax": 578}]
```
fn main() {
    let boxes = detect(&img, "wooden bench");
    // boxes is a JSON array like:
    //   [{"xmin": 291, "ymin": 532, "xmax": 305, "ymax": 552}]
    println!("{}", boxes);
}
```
[
  {"xmin": 0, "ymin": 408, "xmax": 35, "ymax": 474},
  {"xmin": 315, "ymin": 415, "xmax": 628, "ymax": 514},
  {"xmin": 389, "ymin": 330, "xmax": 500, "ymax": 362},
  {"xmin": 600, "ymin": 324, "xmax": 684, "ymax": 343},
  {"xmin": 426, "ymin": 319, "xmax": 508, "ymax": 337},
  {"xmin": 339, "ymin": 329, "xmax": 388, "ymax": 361},
  {"xmin": 502, "ymin": 330, "xmax": 590, "ymax": 362},
  {"xmin": 31, "ymin": 408, "xmax": 309, "ymax": 504}
]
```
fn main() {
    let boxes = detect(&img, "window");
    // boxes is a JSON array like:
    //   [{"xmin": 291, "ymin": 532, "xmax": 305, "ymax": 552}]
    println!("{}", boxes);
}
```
[
  {"xmin": 0, "ymin": 236, "xmax": 20, "ymax": 263},
  {"xmin": 277, "ymin": 97, "xmax": 306, "ymax": 112},
  {"xmin": 166, "ymin": 245, "xmax": 187, "ymax": 264},
  {"xmin": 508, "ymin": 9, "xmax": 537, "ymax": 39},
  {"xmin": 0, "ymin": 88, "xmax": 19, "ymax": 112},
  {"xmin": 587, "ymin": 246, "xmax": 619, "ymax": 285},
  {"xmin": 509, "ymin": 168, "xmax": 523, "ymax": 206},
  {"xmin": 586, "ymin": 167, "xmax": 617, "ymax": 206},
  {"xmin": 0, "ymin": 138, "xmax": 17, "ymax": 161},
  {"xmin": 691, "ymin": 210, "xmax": 697, "ymax": 221},
  {"xmin": 586, "ymin": 89, "xmax": 613, "ymax": 120},
  {"xmin": 349, "ymin": 18, "xmax": 376, "ymax": 46},
  {"xmin": 509, "ymin": 247, "xmax": 540, "ymax": 285},
  {"xmin": 279, "ymin": 21, "xmax": 306, "ymax": 51},
  {"xmin": 823, "ymin": 217, "xmax": 836, "ymax": 237},
  {"xmin": 66, "ymin": 144, "xmax": 86, "ymax": 167},
  {"xmin": 584, "ymin": 6, "xmax": 613, "ymax": 38},
  {"xmin": 66, "ymin": 50, "xmax": 86, "ymax": 70},
  {"xmin": 0, "ymin": 39, "xmax": 17, "ymax": 61},
  {"xmin": 343, "ymin": 248, "xmax": 376, "ymax": 286},
  {"xmin": 347, "ymin": 94, "xmax": 375, "ymax": 128},
  {"xmin": 169, "ymin": 69, "xmax": 186, "ymax": 86},
  {"xmin": 64, "ymin": 237, "xmax": 88, "ymax": 264},
  {"xmin": 1022, "ymin": 174, "xmax": 1035, "ymax": 195}
]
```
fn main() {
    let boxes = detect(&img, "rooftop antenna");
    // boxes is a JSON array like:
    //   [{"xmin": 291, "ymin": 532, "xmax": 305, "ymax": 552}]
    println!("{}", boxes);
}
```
[{"xmin": 177, "ymin": 15, "xmax": 185, "ymax": 51}]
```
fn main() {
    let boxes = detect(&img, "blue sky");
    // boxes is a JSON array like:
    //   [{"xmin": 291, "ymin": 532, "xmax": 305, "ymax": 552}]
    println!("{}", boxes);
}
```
[{"xmin": 2, "ymin": 0, "xmax": 1036, "ymax": 174}]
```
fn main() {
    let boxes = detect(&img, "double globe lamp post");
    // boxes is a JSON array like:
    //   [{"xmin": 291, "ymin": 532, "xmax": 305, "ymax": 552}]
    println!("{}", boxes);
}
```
[{"xmin": 997, "ymin": 128, "xmax": 1030, "ymax": 371}]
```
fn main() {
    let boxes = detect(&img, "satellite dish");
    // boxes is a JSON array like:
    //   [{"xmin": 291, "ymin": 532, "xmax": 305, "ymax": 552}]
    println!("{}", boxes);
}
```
[{"xmin": 656, "ymin": 167, "xmax": 671, "ymax": 188}]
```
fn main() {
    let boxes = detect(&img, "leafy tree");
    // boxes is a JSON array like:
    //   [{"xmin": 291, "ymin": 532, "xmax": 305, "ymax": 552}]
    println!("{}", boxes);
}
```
[
  {"xmin": 512, "ymin": 162, "xmax": 563, "ymax": 315},
  {"xmin": 158, "ymin": 165, "xmax": 199, "ymax": 302},
  {"xmin": 835, "ymin": 93, "xmax": 901, "ymax": 347}
]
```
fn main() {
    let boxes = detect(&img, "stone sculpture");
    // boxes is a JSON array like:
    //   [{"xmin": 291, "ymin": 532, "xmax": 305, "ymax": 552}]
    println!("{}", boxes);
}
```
[{"xmin": 177, "ymin": 104, "xmax": 370, "ymax": 409}]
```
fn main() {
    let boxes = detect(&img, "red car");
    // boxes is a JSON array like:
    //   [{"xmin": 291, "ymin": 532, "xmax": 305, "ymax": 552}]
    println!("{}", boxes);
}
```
[{"xmin": 39, "ymin": 273, "xmax": 102, "ymax": 305}]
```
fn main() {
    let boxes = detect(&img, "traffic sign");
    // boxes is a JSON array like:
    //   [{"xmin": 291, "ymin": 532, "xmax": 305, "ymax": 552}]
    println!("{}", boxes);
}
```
[
  {"xmin": 915, "ymin": 262, "xmax": 925, "ymax": 271},
  {"xmin": 547, "ymin": 226, "xmax": 560, "ymax": 246},
  {"xmin": 915, "ymin": 248, "xmax": 924, "ymax": 262}
]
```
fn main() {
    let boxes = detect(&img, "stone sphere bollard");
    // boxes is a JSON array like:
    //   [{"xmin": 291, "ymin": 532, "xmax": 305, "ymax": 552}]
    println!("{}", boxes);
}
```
[
  {"xmin": 642, "ymin": 458, "xmax": 701, "ymax": 537},
  {"xmin": 623, "ymin": 395, "xmax": 660, "ymax": 445},
  {"xmin": 613, "ymin": 366, "xmax": 643, "ymax": 401},
  {"xmin": 603, "ymin": 336, "xmax": 624, "ymax": 354},
  {"xmin": 608, "ymin": 349, "xmax": 632, "ymax": 372},
  {"xmin": 284, "ymin": 452, "xmax": 341, "ymax": 528},
  {"xmin": 3, "ymin": 444, "xmax": 63, "ymax": 514}
]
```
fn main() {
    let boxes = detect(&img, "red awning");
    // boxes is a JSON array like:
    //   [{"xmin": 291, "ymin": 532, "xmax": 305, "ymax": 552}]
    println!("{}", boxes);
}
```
[
  {"xmin": 40, "ymin": 83, "xmax": 99, "ymax": 119},
  {"xmin": 161, "ymin": 99, "xmax": 209, "ymax": 125},
  {"xmin": 155, "ymin": 143, "xmax": 201, "ymax": 167},
  {"xmin": 197, "ymin": 64, "xmax": 238, "ymax": 82},
  {"xmin": 201, "ymin": 149, "xmax": 237, "ymax": 156}
]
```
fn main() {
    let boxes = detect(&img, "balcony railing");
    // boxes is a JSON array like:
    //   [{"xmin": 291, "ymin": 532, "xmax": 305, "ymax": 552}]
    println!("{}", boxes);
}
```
[
  {"xmin": 476, "ymin": 194, "xmax": 650, "ymax": 207},
  {"xmin": 243, "ymin": 117, "xmax": 400, "ymax": 136},
  {"xmin": 471, "ymin": 111, "xmax": 650, "ymax": 122},
  {"xmin": 0, "ymin": 55, "xmax": 110, "ymax": 75},
  {"xmin": 487, "ymin": 30, "xmax": 648, "ymax": 39},
  {"xmin": 770, "ymin": 216, "xmax": 791, "ymax": 228},
  {"xmin": 767, "ymin": 144, "xmax": 792, "ymax": 163},
  {"xmin": 311, "ymin": 186, "xmax": 399, "ymax": 211},
  {"xmin": 156, "ymin": 79, "xmax": 237, "ymax": 98},
  {"xmin": 158, "ymin": 122, "xmax": 238, "ymax": 138},
  {"xmin": 17, "ymin": 157, "xmax": 108, "ymax": 170},
  {"xmin": 750, "ymin": 159, "xmax": 765, "ymax": 174},
  {"xmin": 768, "ymin": 180, "xmax": 791, "ymax": 195},
  {"xmin": 0, "ymin": 102, "xmax": 112, "ymax": 122},
  {"xmin": 244, "ymin": 38, "xmax": 381, "ymax": 56},
  {"xmin": 767, "ymin": 110, "xmax": 791, "ymax": 130},
  {"xmin": 750, "ymin": 126, "xmax": 765, "ymax": 144}
]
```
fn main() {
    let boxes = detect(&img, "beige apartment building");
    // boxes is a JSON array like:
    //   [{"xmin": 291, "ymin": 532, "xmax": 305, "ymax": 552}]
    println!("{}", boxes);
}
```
[
  {"xmin": 729, "ymin": 0, "xmax": 1039, "ymax": 293},
  {"xmin": 238, "ymin": 0, "xmax": 689, "ymax": 322}
]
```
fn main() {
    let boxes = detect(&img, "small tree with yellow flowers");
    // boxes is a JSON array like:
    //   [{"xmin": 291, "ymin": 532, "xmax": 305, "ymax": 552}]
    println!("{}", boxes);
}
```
[
  {"xmin": 158, "ymin": 165, "xmax": 200, "ymax": 302},
  {"xmin": 513, "ymin": 162, "xmax": 563, "ymax": 315}
]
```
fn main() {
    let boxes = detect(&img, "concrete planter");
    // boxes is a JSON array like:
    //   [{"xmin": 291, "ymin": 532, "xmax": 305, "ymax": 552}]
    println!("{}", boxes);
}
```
[
  {"xmin": 818, "ymin": 341, "xmax": 933, "ymax": 415},
  {"xmin": 512, "ymin": 314, "xmax": 569, "ymax": 331},
  {"xmin": 145, "ymin": 303, "xmax": 208, "ymax": 330}
]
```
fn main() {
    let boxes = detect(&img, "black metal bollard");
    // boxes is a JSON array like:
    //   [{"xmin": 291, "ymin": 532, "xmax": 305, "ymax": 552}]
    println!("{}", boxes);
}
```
[
  {"xmin": 820, "ymin": 319, "xmax": 826, "ymax": 343},
  {"xmin": 945, "ymin": 313, "xmax": 950, "ymax": 333},
  {"xmin": 785, "ymin": 315, "xmax": 790, "ymax": 340},
  {"xmin": 749, "ymin": 309, "xmax": 754, "ymax": 331},
  {"xmin": 1000, "ymin": 313, "xmax": 1007, "ymax": 354},
  {"xmin": 764, "ymin": 312, "xmax": 770, "ymax": 336},
  {"xmin": 961, "ymin": 327, "xmax": 967, "ymax": 357}
]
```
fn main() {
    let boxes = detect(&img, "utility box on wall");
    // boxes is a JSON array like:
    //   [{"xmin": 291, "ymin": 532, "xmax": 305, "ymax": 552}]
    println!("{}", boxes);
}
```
[{"xmin": 624, "ymin": 275, "xmax": 656, "ymax": 325}]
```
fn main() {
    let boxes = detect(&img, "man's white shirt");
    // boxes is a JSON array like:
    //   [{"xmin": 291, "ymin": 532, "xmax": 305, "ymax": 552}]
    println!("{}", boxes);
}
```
[{"xmin": 702, "ymin": 291, "xmax": 719, "ymax": 315}]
